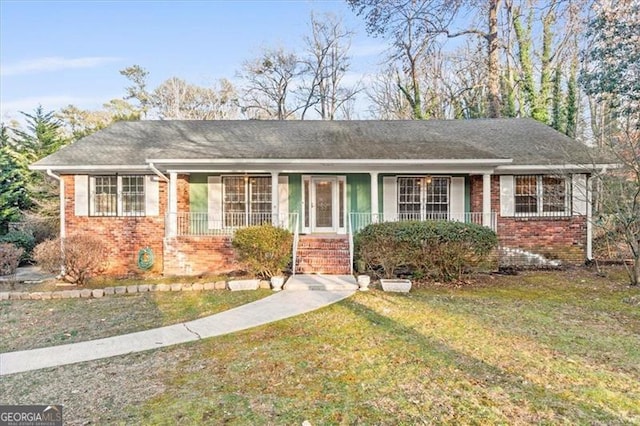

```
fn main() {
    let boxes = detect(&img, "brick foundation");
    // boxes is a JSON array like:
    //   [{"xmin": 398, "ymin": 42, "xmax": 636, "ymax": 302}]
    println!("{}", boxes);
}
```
[{"xmin": 163, "ymin": 236, "xmax": 237, "ymax": 276}]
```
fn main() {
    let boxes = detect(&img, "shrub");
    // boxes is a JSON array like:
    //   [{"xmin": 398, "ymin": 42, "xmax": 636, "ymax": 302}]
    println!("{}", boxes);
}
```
[
  {"xmin": 355, "ymin": 220, "xmax": 498, "ymax": 282},
  {"xmin": 33, "ymin": 235, "xmax": 109, "ymax": 285},
  {"xmin": 232, "ymin": 225, "xmax": 293, "ymax": 279},
  {"xmin": 0, "ymin": 243, "xmax": 24, "ymax": 275},
  {"xmin": 0, "ymin": 230, "xmax": 36, "ymax": 264}
]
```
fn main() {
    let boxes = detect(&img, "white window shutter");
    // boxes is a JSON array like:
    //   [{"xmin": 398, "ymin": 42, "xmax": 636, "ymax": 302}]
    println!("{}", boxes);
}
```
[
  {"xmin": 145, "ymin": 175, "xmax": 160, "ymax": 216},
  {"xmin": 500, "ymin": 175, "xmax": 515, "ymax": 217},
  {"xmin": 75, "ymin": 175, "xmax": 89, "ymax": 216},
  {"xmin": 208, "ymin": 176, "xmax": 222, "ymax": 229},
  {"xmin": 278, "ymin": 175, "xmax": 289, "ymax": 220},
  {"xmin": 382, "ymin": 176, "xmax": 397, "ymax": 221},
  {"xmin": 572, "ymin": 174, "xmax": 588, "ymax": 216},
  {"xmin": 450, "ymin": 177, "xmax": 465, "ymax": 221}
]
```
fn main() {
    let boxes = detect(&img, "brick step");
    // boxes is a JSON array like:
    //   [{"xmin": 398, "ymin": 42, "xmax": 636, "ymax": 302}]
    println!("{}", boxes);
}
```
[
  {"xmin": 296, "ymin": 249, "xmax": 350, "ymax": 257},
  {"xmin": 296, "ymin": 242, "xmax": 350, "ymax": 250},
  {"xmin": 296, "ymin": 264, "xmax": 352, "ymax": 274}
]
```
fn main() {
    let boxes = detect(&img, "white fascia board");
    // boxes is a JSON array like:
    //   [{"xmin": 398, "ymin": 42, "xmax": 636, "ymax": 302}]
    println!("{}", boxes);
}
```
[
  {"xmin": 495, "ymin": 163, "xmax": 619, "ymax": 173},
  {"xmin": 166, "ymin": 166, "xmax": 500, "ymax": 175},
  {"xmin": 29, "ymin": 164, "xmax": 148, "ymax": 172},
  {"xmin": 147, "ymin": 158, "xmax": 513, "ymax": 166}
]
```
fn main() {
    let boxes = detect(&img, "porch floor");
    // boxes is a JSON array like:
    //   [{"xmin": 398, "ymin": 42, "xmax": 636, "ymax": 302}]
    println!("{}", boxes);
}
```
[{"xmin": 285, "ymin": 274, "xmax": 358, "ymax": 291}]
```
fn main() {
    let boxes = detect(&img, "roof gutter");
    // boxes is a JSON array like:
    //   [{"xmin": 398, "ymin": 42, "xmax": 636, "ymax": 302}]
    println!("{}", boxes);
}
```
[{"xmin": 148, "ymin": 163, "xmax": 169, "ymax": 182}]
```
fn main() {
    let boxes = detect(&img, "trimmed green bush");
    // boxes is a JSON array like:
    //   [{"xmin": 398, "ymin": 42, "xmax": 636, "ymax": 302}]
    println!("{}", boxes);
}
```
[
  {"xmin": 355, "ymin": 220, "xmax": 498, "ymax": 282},
  {"xmin": 232, "ymin": 225, "xmax": 293, "ymax": 279},
  {"xmin": 0, "ymin": 229, "xmax": 36, "ymax": 264}
]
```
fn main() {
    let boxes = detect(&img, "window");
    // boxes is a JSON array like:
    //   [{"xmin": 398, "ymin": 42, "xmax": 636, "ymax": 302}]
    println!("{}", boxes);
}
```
[
  {"xmin": 515, "ymin": 175, "xmax": 569, "ymax": 215},
  {"xmin": 223, "ymin": 176, "xmax": 271, "ymax": 226},
  {"xmin": 90, "ymin": 175, "xmax": 145, "ymax": 216},
  {"xmin": 398, "ymin": 176, "xmax": 449, "ymax": 220}
]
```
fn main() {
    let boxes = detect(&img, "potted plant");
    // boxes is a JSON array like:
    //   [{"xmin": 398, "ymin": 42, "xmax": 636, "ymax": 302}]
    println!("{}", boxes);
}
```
[{"xmin": 270, "ymin": 275, "xmax": 286, "ymax": 291}]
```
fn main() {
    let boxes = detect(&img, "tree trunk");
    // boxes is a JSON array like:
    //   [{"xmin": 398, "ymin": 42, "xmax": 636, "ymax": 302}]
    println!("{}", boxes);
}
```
[{"xmin": 487, "ymin": 0, "xmax": 502, "ymax": 118}]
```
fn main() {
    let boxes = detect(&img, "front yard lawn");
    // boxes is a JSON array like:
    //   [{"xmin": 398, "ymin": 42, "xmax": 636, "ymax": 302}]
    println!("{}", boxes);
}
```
[{"xmin": 1, "ymin": 267, "xmax": 639, "ymax": 424}]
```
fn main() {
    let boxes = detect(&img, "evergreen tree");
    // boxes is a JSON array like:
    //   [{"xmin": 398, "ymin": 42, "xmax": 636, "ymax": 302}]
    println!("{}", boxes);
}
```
[
  {"xmin": 551, "ymin": 66, "xmax": 565, "ymax": 132},
  {"xmin": 0, "ymin": 125, "xmax": 30, "ymax": 232}
]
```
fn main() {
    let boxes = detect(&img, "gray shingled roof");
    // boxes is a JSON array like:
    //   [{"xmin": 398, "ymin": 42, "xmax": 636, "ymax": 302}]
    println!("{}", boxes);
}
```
[{"xmin": 32, "ymin": 118, "xmax": 594, "ymax": 168}]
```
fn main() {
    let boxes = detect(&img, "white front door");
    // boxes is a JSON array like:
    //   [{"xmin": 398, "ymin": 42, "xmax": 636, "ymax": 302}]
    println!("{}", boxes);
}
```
[{"xmin": 311, "ymin": 177, "xmax": 338, "ymax": 233}]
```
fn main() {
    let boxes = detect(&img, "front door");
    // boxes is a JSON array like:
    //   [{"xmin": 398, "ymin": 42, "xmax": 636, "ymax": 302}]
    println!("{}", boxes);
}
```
[{"xmin": 311, "ymin": 177, "xmax": 337, "ymax": 232}]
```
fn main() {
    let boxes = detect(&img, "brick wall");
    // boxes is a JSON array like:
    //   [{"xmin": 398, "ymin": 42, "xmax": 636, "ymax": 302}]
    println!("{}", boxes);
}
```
[
  {"xmin": 63, "ymin": 174, "xmax": 237, "ymax": 277},
  {"xmin": 163, "ymin": 236, "xmax": 237, "ymax": 276},
  {"xmin": 62, "ymin": 175, "xmax": 167, "ymax": 276},
  {"xmin": 470, "ymin": 175, "xmax": 587, "ymax": 264}
]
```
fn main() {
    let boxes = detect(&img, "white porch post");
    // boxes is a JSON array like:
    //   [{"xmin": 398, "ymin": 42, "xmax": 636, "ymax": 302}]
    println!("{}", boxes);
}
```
[
  {"xmin": 271, "ymin": 171, "xmax": 280, "ymax": 226},
  {"xmin": 482, "ymin": 173, "xmax": 492, "ymax": 227},
  {"xmin": 168, "ymin": 172, "xmax": 178, "ymax": 237},
  {"xmin": 370, "ymin": 172, "xmax": 379, "ymax": 222}
]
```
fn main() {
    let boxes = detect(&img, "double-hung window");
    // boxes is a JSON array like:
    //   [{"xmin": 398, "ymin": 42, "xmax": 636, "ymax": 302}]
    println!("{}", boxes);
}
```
[
  {"xmin": 90, "ymin": 175, "xmax": 145, "ymax": 216},
  {"xmin": 398, "ymin": 176, "xmax": 449, "ymax": 220},
  {"xmin": 223, "ymin": 176, "xmax": 271, "ymax": 227},
  {"xmin": 515, "ymin": 175, "xmax": 569, "ymax": 215}
]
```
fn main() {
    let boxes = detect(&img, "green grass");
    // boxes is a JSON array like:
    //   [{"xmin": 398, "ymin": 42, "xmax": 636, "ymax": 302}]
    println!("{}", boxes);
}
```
[
  {"xmin": 0, "ymin": 290, "xmax": 271, "ymax": 352},
  {"xmin": 2, "ymin": 267, "xmax": 639, "ymax": 424},
  {"xmin": 132, "ymin": 268, "xmax": 640, "ymax": 424}
]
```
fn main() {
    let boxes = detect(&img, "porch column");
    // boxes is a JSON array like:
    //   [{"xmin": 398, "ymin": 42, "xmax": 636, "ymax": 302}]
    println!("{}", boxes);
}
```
[
  {"xmin": 271, "ymin": 171, "xmax": 279, "ymax": 226},
  {"xmin": 370, "ymin": 172, "xmax": 379, "ymax": 222},
  {"xmin": 586, "ymin": 176, "xmax": 593, "ymax": 260},
  {"xmin": 168, "ymin": 172, "xmax": 178, "ymax": 237},
  {"xmin": 482, "ymin": 173, "xmax": 492, "ymax": 227}
]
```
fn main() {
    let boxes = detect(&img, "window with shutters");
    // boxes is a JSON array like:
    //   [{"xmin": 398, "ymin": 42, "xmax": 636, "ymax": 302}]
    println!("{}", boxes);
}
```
[
  {"xmin": 223, "ymin": 176, "xmax": 272, "ymax": 227},
  {"xmin": 90, "ymin": 175, "xmax": 145, "ymax": 216},
  {"xmin": 514, "ymin": 175, "xmax": 569, "ymax": 216},
  {"xmin": 397, "ymin": 176, "xmax": 449, "ymax": 220}
]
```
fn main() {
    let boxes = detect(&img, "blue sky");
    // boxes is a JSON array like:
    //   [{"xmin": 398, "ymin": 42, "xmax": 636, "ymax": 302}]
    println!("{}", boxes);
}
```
[{"xmin": 0, "ymin": 0, "xmax": 388, "ymax": 123}]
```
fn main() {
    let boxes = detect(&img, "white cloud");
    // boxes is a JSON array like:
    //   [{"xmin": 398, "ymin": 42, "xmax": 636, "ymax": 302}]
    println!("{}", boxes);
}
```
[{"xmin": 1, "ymin": 56, "xmax": 121, "ymax": 77}]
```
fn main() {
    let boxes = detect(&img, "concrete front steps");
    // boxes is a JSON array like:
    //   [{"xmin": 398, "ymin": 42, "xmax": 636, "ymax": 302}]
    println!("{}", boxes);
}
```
[
  {"xmin": 284, "ymin": 274, "xmax": 358, "ymax": 291},
  {"xmin": 295, "ymin": 235, "xmax": 351, "ymax": 274}
]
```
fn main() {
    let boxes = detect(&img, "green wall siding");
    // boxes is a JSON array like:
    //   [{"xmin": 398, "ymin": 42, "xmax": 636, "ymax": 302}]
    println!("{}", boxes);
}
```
[
  {"xmin": 347, "ymin": 174, "xmax": 371, "ymax": 213},
  {"xmin": 287, "ymin": 174, "xmax": 302, "ymax": 214},
  {"xmin": 190, "ymin": 173, "xmax": 209, "ymax": 212}
]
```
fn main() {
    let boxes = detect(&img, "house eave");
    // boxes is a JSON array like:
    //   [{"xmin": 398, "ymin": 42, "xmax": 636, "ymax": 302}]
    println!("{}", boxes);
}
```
[{"xmin": 495, "ymin": 163, "xmax": 619, "ymax": 173}]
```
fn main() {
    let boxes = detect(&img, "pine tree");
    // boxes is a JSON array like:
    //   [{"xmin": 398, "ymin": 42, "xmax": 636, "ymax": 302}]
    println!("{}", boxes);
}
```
[{"xmin": 0, "ymin": 125, "xmax": 30, "ymax": 232}]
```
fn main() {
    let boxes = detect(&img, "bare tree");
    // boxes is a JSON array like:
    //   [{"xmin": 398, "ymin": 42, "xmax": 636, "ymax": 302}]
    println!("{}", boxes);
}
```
[
  {"xmin": 299, "ymin": 13, "xmax": 359, "ymax": 120},
  {"xmin": 152, "ymin": 77, "xmax": 239, "ymax": 120},
  {"xmin": 239, "ymin": 48, "xmax": 302, "ymax": 120}
]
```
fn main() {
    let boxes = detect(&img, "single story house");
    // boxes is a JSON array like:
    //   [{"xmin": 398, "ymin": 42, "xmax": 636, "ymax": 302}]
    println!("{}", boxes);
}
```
[{"xmin": 31, "ymin": 118, "xmax": 605, "ymax": 276}]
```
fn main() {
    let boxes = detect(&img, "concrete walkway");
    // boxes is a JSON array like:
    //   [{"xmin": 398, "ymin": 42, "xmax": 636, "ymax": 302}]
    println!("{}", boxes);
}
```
[{"xmin": 0, "ymin": 288, "xmax": 355, "ymax": 376}]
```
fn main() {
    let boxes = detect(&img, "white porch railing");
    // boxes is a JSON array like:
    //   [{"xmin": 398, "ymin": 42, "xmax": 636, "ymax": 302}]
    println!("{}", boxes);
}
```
[
  {"xmin": 169, "ymin": 212, "xmax": 299, "ymax": 237},
  {"xmin": 349, "ymin": 212, "xmax": 497, "ymax": 234}
]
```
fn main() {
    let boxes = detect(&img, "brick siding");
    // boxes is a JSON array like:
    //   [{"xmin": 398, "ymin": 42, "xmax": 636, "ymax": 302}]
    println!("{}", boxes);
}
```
[
  {"xmin": 163, "ymin": 236, "xmax": 237, "ymax": 276},
  {"xmin": 470, "ymin": 175, "xmax": 587, "ymax": 263}
]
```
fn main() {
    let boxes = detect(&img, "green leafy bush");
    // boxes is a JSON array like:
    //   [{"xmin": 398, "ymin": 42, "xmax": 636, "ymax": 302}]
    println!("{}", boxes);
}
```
[
  {"xmin": 0, "ymin": 242, "xmax": 24, "ymax": 275},
  {"xmin": 355, "ymin": 220, "xmax": 498, "ymax": 282},
  {"xmin": 34, "ymin": 235, "xmax": 109, "ymax": 285},
  {"xmin": 232, "ymin": 225, "xmax": 293, "ymax": 278},
  {"xmin": 0, "ymin": 229, "xmax": 36, "ymax": 264}
]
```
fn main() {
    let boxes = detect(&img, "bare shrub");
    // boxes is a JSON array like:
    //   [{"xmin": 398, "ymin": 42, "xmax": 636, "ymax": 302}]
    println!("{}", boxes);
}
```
[
  {"xmin": 0, "ymin": 243, "xmax": 24, "ymax": 276},
  {"xmin": 34, "ymin": 235, "xmax": 109, "ymax": 285}
]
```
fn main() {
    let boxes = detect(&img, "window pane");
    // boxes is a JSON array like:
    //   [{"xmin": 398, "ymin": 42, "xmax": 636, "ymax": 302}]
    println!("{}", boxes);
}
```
[
  {"xmin": 339, "ymin": 180, "xmax": 344, "ymax": 228},
  {"xmin": 93, "ymin": 176, "xmax": 117, "ymax": 216},
  {"xmin": 304, "ymin": 180, "xmax": 310, "ymax": 228},
  {"xmin": 223, "ymin": 177, "xmax": 246, "ymax": 227},
  {"xmin": 515, "ymin": 175, "xmax": 538, "ymax": 214},
  {"xmin": 122, "ymin": 176, "xmax": 145, "ymax": 215},
  {"xmin": 542, "ymin": 176, "xmax": 566, "ymax": 213},
  {"xmin": 424, "ymin": 177, "xmax": 449, "ymax": 219},
  {"xmin": 249, "ymin": 177, "xmax": 272, "ymax": 225},
  {"xmin": 398, "ymin": 177, "xmax": 421, "ymax": 220}
]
